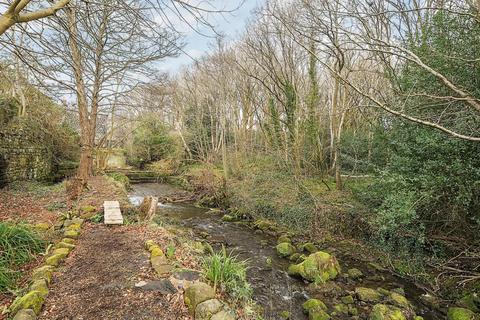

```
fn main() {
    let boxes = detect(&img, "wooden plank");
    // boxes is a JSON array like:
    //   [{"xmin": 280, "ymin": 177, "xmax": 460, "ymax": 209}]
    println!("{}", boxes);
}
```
[{"xmin": 104, "ymin": 201, "xmax": 123, "ymax": 225}]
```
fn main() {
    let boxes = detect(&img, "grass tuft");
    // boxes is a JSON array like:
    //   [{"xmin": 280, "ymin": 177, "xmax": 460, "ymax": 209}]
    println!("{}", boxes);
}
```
[
  {"xmin": 201, "ymin": 246, "xmax": 252, "ymax": 302},
  {"xmin": 0, "ymin": 223, "xmax": 45, "ymax": 292}
]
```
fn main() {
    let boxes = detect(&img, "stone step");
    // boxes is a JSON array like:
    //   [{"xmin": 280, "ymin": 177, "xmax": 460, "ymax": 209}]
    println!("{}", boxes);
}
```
[{"xmin": 103, "ymin": 201, "xmax": 123, "ymax": 225}]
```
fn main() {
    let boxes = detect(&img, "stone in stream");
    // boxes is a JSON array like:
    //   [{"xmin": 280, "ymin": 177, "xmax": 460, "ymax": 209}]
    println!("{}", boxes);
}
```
[
  {"xmin": 347, "ymin": 268, "xmax": 364, "ymax": 280},
  {"xmin": 276, "ymin": 242, "xmax": 296, "ymax": 258},
  {"xmin": 369, "ymin": 304, "xmax": 406, "ymax": 320},
  {"xmin": 184, "ymin": 282, "xmax": 215, "ymax": 315},
  {"xmin": 287, "ymin": 251, "xmax": 341, "ymax": 283},
  {"xmin": 9, "ymin": 291, "xmax": 45, "ymax": 315},
  {"xmin": 13, "ymin": 309, "xmax": 36, "ymax": 320},
  {"xmin": 447, "ymin": 307, "xmax": 479, "ymax": 320},
  {"xmin": 355, "ymin": 287, "xmax": 383, "ymax": 302}
]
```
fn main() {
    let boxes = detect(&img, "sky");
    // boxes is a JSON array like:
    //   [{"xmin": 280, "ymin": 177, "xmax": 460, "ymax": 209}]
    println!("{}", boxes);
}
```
[{"xmin": 158, "ymin": 0, "xmax": 262, "ymax": 74}]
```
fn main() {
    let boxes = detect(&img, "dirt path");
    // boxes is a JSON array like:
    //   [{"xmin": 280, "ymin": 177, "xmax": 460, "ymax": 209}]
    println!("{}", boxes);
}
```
[{"xmin": 39, "ymin": 224, "xmax": 189, "ymax": 320}]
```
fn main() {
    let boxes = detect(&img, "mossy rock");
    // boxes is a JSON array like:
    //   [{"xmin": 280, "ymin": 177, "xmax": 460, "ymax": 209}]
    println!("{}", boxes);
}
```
[
  {"xmin": 150, "ymin": 245, "xmax": 164, "ymax": 258},
  {"xmin": 254, "ymin": 219, "xmax": 275, "ymax": 231},
  {"xmin": 303, "ymin": 243, "xmax": 319, "ymax": 253},
  {"xmin": 34, "ymin": 223, "xmax": 51, "ymax": 232},
  {"xmin": 289, "ymin": 253, "xmax": 301, "ymax": 262},
  {"xmin": 287, "ymin": 251, "xmax": 341, "ymax": 283},
  {"xmin": 347, "ymin": 268, "xmax": 364, "ymax": 280},
  {"xmin": 355, "ymin": 287, "xmax": 383, "ymax": 302},
  {"xmin": 277, "ymin": 235, "xmax": 292, "ymax": 244},
  {"xmin": 9, "ymin": 291, "xmax": 45, "ymax": 315},
  {"xmin": 447, "ymin": 307, "xmax": 479, "ymax": 320},
  {"xmin": 378, "ymin": 288, "xmax": 391, "ymax": 296},
  {"xmin": 276, "ymin": 242, "xmax": 296, "ymax": 258},
  {"xmin": 195, "ymin": 298, "xmax": 223, "ymax": 320},
  {"xmin": 184, "ymin": 282, "xmax": 215, "ymax": 315},
  {"xmin": 80, "ymin": 212, "xmax": 96, "ymax": 220},
  {"xmin": 80, "ymin": 205, "xmax": 96, "ymax": 213},
  {"xmin": 303, "ymin": 299, "xmax": 327, "ymax": 313},
  {"xmin": 333, "ymin": 303, "xmax": 349, "ymax": 314},
  {"xmin": 64, "ymin": 230, "xmax": 79, "ymax": 239},
  {"xmin": 66, "ymin": 223, "xmax": 81, "ymax": 232},
  {"xmin": 145, "ymin": 240, "xmax": 156, "ymax": 250},
  {"xmin": 389, "ymin": 292, "xmax": 411, "ymax": 309},
  {"xmin": 309, "ymin": 309, "xmax": 331, "ymax": 320},
  {"xmin": 341, "ymin": 295, "xmax": 354, "ymax": 304},
  {"xmin": 30, "ymin": 279, "xmax": 49, "ymax": 298},
  {"xmin": 211, "ymin": 309, "xmax": 236, "ymax": 320},
  {"xmin": 53, "ymin": 248, "xmax": 70, "ymax": 256},
  {"xmin": 369, "ymin": 304, "xmax": 406, "ymax": 320},
  {"xmin": 280, "ymin": 310, "xmax": 290, "ymax": 319},
  {"xmin": 349, "ymin": 305, "xmax": 358, "ymax": 316},
  {"xmin": 55, "ymin": 242, "xmax": 75, "ymax": 250},
  {"xmin": 31, "ymin": 266, "xmax": 55, "ymax": 284},
  {"xmin": 221, "ymin": 214, "xmax": 236, "ymax": 222},
  {"xmin": 46, "ymin": 253, "xmax": 65, "ymax": 267},
  {"xmin": 62, "ymin": 238, "xmax": 75, "ymax": 245},
  {"xmin": 13, "ymin": 309, "xmax": 36, "ymax": 320}
]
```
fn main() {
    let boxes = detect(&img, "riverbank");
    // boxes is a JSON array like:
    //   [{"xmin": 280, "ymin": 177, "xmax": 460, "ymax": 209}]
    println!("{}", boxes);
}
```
[{"xmin": 171, "ymin": 159, "xmax": 479, "ymax": 318}]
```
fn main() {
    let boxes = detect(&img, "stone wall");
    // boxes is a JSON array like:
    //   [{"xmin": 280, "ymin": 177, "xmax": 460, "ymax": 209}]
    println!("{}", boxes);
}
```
[{"xmin": 0, "ymin": 120, "xmax": 54, "ymax": 187}]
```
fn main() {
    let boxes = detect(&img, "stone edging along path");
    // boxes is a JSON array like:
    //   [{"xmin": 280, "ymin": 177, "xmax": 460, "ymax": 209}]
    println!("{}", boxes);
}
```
[
  {"xmin": 7, "ymin": 218, "xmax": 84, "ymax": 320},
  {"xmin": 144, "ymin": 240, "xmax": 236, "ymax": 320}
]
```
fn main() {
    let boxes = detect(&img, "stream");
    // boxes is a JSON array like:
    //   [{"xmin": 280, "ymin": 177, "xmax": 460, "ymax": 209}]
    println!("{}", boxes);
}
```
[{"xmin": 128, "ymin": 182, "xmax": 439, "ymax": 320}]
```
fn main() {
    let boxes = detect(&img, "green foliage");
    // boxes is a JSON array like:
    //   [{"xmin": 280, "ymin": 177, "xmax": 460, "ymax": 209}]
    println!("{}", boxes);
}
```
[
  {"xmin": 0, "ymin": 223, "xmax": 45, "ymax": 292},
  {"xmin": 128, "ymin": 117, "xmax": 184, "ymax": 168},
  {"xmin": 202, "ymin": 246, "xmax": 252, "ymax": 302},
  {"xmin": 357, "ymin": 123, "xmax": 480, "ymax": 253}
]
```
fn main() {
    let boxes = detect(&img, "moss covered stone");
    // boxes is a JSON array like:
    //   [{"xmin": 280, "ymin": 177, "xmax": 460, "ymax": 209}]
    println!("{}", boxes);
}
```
[
  {"xmin": 46, "ymin": 254, "xmax": 65, "ymax": 267},
  {"xmin": 221, "ymin": 214, "xmax": 235, "ymax": 222},
  {"xmin": 303, "ymin": 299, "xmax": 327, "ymax": 313},
  {"xmin": 31, "ymin": 266, "xmax": 55, "ymax": 284},
  {"xmin": 355, "ymin": 287, "xmax": 383, "ymax": 302},
  {"xmin": 278, "ymin": 235, "xmax": 292, "ymax": 244},
  {"xmin": 66, "ymin": 223, "xmax": 81, "ymax": 232},
  {"xmin": 459, "ymin": 294, "xmax": 480, "ymax": 313},
  {"xmin": 64, "ymin": 230, "xmax": 79, "ymax": 239},
  {"xmin": 369, "ymin": 304, "xmax": 406, "ymax": 320},
  {"xmin": 309, "ymin": 309, "xmax": 331, "ymax": 320},
  {"xmin": 287, "ymin": 251, "xmax": 341, "ymax": 283},
  {"xmin": 81, "ymin": 205, "xmax": 96, "ymax": 213},
  {"xmin": 55, "ymin": 242, "xmax": 75, "ymax": 250},
  {"xmin": 53, "ymin": 248, "xmax": 70, "ymax": 256},
  {"xmin": 62, "ymin": 238, "xmax": 75, "ymax": 245},
  {"xmin": 150, "ymin": 245, "xmax": 164, "ymax": 258},
  {"xmin": 34, "ymin": 223, "xmax": 51, "ymax": 232},
  {"xmin": 447, "ymin": 307, "xmax": 478, "ymax": 320},
  {"xmin": 303, "ymin": 243, "xmax": 319, "ymax": 253},
  {"xmin": 390, "ymin": 292, "xmax": 411, "ymax": 309},
  {"xmin": 145, "ymin": 240, "xmax": 155, "ymax": 250},
  {"xmin": 184, "ymin": 282, "xmax": 215, "ymax": 315},
  {"xmin": 13, "ymin": 309, "xmax": 36, "ymax": 320},
  {"xmin": 276, "ymin": 242, "xmax": 296, "ymax": 258},
  {"xmin": 341, "ymin": 295, "xmax": 354, "ymax": 304},
  {"xmin": 9, "ymin": 291, "xmax": 45, "ymax": 315},
  {"xmin": 333, "ymin": 303, "xmax": 349, "ymax": 314},
  {"xmin": 195, "ymin": 298, "xmax": 223, "ymax": 320},
  {"xmin": 347, "ymin": 268, "xmax": 364, "ymax": 280},
  {"xmin": 30, "ymin": 279, "xmax": 49, "ymax": 298}
]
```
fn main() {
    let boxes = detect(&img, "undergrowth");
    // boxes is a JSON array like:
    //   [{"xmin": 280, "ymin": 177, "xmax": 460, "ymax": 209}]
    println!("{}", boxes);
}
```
[
  {"xmin": 0, "ymin": 223, "xmax": 45, "ymax": 292},
  {"xmin": 201, "ymin": 246, "xmax": 252, "ymax": 303}
]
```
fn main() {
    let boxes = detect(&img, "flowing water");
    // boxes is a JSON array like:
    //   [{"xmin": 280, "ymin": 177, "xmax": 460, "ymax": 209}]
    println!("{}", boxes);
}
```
[{"xmin": 128, "ymin": 183, "xmax": 439, "ymax": 320}]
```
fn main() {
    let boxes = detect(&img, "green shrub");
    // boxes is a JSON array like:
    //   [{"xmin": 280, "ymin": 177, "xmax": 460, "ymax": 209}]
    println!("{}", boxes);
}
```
[
  {"xmin": 202, "ymin": 246, "xmax": 252, "ymax": 302},
  {"xmin": 0, "ymin": 223, "xmax": 45, "ymax": 292}
]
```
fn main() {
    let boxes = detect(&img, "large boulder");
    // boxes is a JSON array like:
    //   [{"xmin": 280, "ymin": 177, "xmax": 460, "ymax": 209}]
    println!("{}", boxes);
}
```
[
  {"xmin": 276, "ymin": 243, "xmax": 296, "ymax": 258},
  {"xmin": 369, "ymin": 304, "xmax": 406, "ymax": 320},
  {"xmin": 184, "ymin": 282, "xmax": 215, "ymax": 315},
  {"xmin": 287, "ymin": 251, "xmax": 341, "ymax": 283}
]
